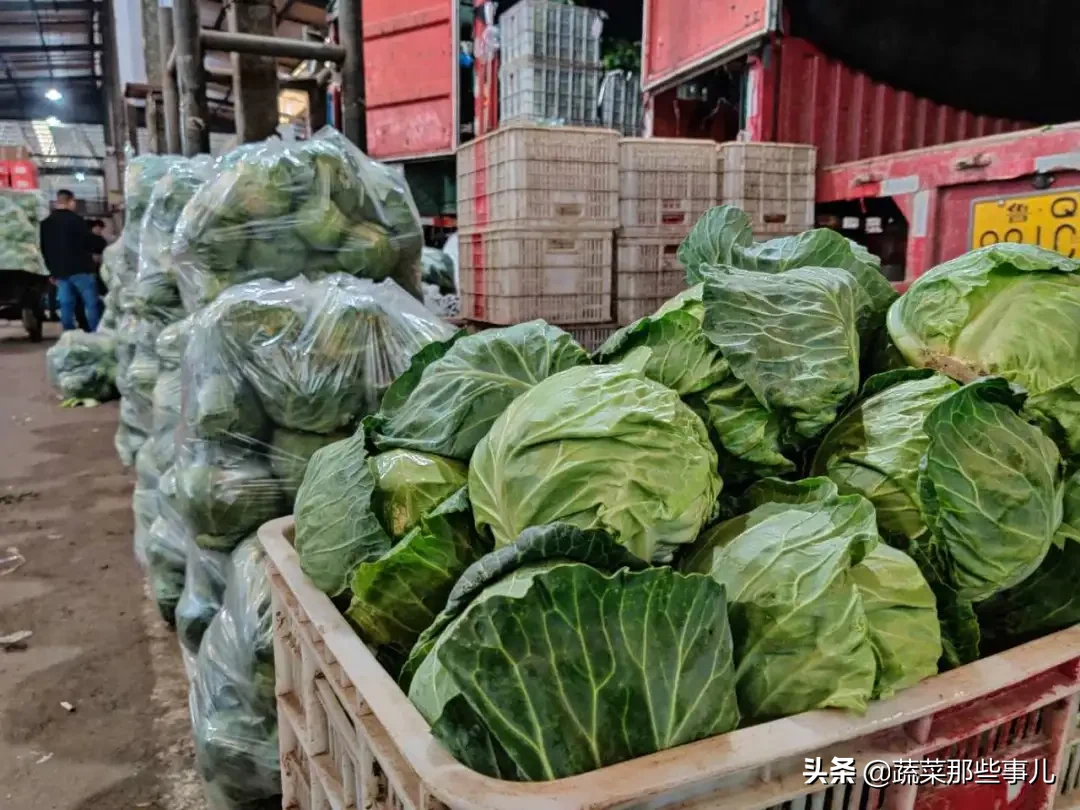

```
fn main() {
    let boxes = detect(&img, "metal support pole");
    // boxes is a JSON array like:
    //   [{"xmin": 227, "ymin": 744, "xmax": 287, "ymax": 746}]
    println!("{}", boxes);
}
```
[
  {"xmin": 158, "ymin": 5, "xmax": 180, "ymax": 153},
  {"xmin": 174, "ymin": 0, "xmax": 209, "ymax": 155},
  {"xmin": 125, "ymin": 101, "xmax": 140, "ymax": 153},
  {"xmin": 147, "ymin": 92, "xmax": 162, "ymax": 153},
  {"xmin": 336, "ymin": 0, "xmax": 366, "ymax": 150},
  {"xmin": 228, "ymin": 0, "xmax": 280, "ymax": 143},
  {"xmin": 201, "ymin": 30, "xmax": 345, "ymax": 62}
]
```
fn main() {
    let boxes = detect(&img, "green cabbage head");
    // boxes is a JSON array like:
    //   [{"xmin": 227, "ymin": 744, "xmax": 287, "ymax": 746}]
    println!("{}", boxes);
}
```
[
  {"xmin": 887, "ymin": 243, "xmax": 1080, "ymax": 453},
  {"xmin": 469, "ymin": 358, "xmax": 720, "ymax": 563}
]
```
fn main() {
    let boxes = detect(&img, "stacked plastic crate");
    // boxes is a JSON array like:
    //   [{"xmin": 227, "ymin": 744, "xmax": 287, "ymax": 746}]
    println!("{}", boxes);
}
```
[
  {"xmin": 456, "ymin": 124, "xmax": 619, "ymax": 325},
  {"xmin": 498, "ymin": 0, "xmax": 606, "ymax": 126},
  {"xmin": 719, "ymin": 142, "xmax": 817, "ymax": 239},
  {"xmin": 616, "ymin": 138, "xmax": 719, "ymax": 323},
  {"xmin": 598, "ymin": 71, "xmax": 644, "ymax": 136}
]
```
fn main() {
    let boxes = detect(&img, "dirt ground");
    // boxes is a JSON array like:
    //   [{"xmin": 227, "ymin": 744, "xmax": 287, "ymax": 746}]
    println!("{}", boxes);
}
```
[{"xmin": 0, "ymin": 322, "xmax": 205, "ymax": 810}]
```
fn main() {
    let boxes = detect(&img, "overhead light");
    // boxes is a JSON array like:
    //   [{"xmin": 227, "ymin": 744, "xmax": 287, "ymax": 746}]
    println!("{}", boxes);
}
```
[
  {"xmin": 75, "ymin": 171, "xmax": 86, "ymax": 182},
  {"xmin": 44, "ymin": 87, "xmax": 62, "ymax": 102},
  {"xmin": 44, "ymin": 115, "xmax": 61, "ymax": 126}
]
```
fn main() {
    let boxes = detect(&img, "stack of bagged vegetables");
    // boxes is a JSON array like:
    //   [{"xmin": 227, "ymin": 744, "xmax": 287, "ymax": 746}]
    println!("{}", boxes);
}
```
[
  {"xmin": 168, "ymin": 272, "xmax": 452, "ymax": 808},
  {"xmin": 171, "ymin": 127, "xmax": 424, "ymax": 314},
  {"xmin": 116, "ymin": 131, "xmax": 445, "ymax": 809},
  {"xmin": 130, "ymin": 157, "xmax": 216, "ymax": 570},
  {"xmin": 114, "ymin": 154, "xmax": 190, "ymax": 466},
  {"xmin": 288, "ymin": 204, "xmax": 1080, "ymax": 782}
]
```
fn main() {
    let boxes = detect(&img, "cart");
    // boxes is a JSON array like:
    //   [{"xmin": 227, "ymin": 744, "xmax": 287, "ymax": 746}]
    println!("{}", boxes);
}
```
[{"xmin": 0, "ymin": 269, "xmax": 49, "ymax": 342}]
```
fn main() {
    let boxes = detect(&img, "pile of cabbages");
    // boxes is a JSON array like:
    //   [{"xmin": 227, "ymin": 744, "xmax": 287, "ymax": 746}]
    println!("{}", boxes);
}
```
[{"xmin": 290, "ymin": 204, "xmax": 1080, "ymax": 783}]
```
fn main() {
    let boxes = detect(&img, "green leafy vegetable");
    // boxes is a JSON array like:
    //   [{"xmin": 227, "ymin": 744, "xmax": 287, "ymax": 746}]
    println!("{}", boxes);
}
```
[
  {"xmin": 372, "ymin": 321, "xmax": 590, "ymax": 460},
  {"xmin": 919, "ymin": 378, "xmax": 1063, "ymax": 602},
  {"xmin": 469, "ymin": 361, "xmax": 720, "ymax": 563},
  {"xmin": 887, "ymin": 243, "xmax": 1080, "ymax": 452}
]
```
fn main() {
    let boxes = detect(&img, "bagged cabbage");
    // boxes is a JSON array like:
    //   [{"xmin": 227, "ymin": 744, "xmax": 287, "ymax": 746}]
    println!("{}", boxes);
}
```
[
  {"xmin": 46, "ymin": 330, "xmax": 119, "ymax": 402},
  {"xmin": 190, "ymin": 537, "xmax": 279, "ymax": 810},
  {"xmin": 176, "ymin": 535, "xmax": 231, "ymax": 666},
  {"xmin": 148, "ymin": 318, "xmax": 191, "ymax": 471},
  {"xmin": 135, "ymin": 156, "xmax": 215, "ymax": 323},
  {"xmin": 174, "ymin": 274, "xmax": 453, "ymax": 553},
  {"xmin": 124, "ymin": 154, "xmax": 187, "ymax": 268},
  {"xmin": 421, "ymin": 246, "xmax": 455, "ymax": 293},
  {"xmin": 0, "ymin": 189, "xmax": 48, "ymax": 275},
  {"xmin": 173, "ymin": 128, "xmax": 424, "ymax": 312},
  {"xmin": 144, "ymin": 468, "xmax": 193, "ymax": 625}
]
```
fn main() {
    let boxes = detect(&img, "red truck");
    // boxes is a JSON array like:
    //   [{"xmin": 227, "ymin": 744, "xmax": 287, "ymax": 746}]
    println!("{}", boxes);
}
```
[{"xmin": 353, "ymin": 0, "xmax": 1080, "ymax": 281}]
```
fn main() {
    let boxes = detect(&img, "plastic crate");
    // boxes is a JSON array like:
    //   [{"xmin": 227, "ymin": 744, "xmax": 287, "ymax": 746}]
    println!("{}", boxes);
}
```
[
  {"xmin": 720, "ymin": 141, "xmax": 816, "ymax": 233},
  {"xmin": 457, "ymin": 226, "xmax": 613, "ymax": 325},
  {"xmin": 619, "ymin": 138, "xmax": 719, "ymax": 232},
  {"xmin": 599, "ymin": 71, "xmax": 643, "ymax": 137},
  {"xmin": 498, "ymin": 0, "xmax": 604, "ymax": 65},
  {"xmin": 457, "ymin": 124, "xmax": 619, "ymax": 230},
  {"xmin": 499, "ymin": 57, "xmax": 603, "ymax": 128},
  {"xmin": 616, "ymin": 231, "xmax": 688, "ymax": 324},
  {"xmin": 262, "ymin": 516, "xmax": 1080, "ymax": 810},
  {"xmin": 565, "ymin": 322, "xmax": 621, "ymax": 352}
]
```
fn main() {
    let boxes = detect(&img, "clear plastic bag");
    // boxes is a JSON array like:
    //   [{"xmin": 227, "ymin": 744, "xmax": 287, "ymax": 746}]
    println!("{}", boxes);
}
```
[
  {"xmin": 0, "ymin": 188, "xmax": 48, "ymax": 275},
  {"xmin": 176, "ymin": 533, "xmax": 231, "ymax": 662},
  {"xmin": 46, "ymin": 330, "xmax": 119, "ymax": 402},
  {"xmin": 173, "ymin": 274, "xmax": 454, "ymax": 551},
  {"xmin": 189, "ymin": 536, "xmax": 280, "ymax": 810},
  {"xmin": 143, "ymin": 468, "xmax": 192, "ymax": 624},
  {"xmin": 172, "ymin": 128, "xmax": 424, "ymax": 312},
  {"xmin": 421, "ymin": 246, "xmax": 456, "ymax": 294},
  {"xmin": 148, "ymin": 318, "xmax": 192, "ymax": 472},
  {"xmin": 135, "ymin": 157, "xmax": 215, "ymax": 324},
  {"xmin": 124, "ymin": 154, "xmax": 189, "ymax": 272}
]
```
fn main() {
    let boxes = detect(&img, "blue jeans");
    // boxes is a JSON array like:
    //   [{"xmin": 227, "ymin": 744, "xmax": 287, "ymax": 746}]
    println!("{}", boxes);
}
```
[{"xmin": 57, "ymin": 273, "xmax": 101, "ymax": 332}]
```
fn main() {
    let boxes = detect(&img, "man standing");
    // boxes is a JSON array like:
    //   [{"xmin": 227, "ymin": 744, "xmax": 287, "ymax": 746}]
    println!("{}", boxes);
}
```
[{"xmin": 40, "ymin": 190, "xmax": 100, "ymax": 332}]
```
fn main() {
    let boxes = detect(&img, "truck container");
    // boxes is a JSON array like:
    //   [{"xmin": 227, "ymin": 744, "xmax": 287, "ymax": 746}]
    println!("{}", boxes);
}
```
[{"xmin": 639, "ymin": 0, "xmax": 1080, "ymax": 284}]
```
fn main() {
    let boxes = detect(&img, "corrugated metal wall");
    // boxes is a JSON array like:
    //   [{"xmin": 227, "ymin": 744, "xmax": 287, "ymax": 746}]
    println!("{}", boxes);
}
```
[{"xmin": 770, "ymin": 38, "xmax": 1029, "ymax": 167}]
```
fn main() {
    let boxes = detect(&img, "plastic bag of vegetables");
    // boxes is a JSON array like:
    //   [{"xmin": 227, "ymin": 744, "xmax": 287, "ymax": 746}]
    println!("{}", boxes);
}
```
[
  {"xmin": 123, "ymin": 154, "xmax": 188, "ymax": 270},
  {"xmin": 45, "ymin": 329, "xmax": 119, "ymax": 402},
  {"xmin": 144, "ymin": 467, "xmax": 193, "ymax": 625},
  {"xmin": 173, "ymin": 273, "xmax": 453, "ymax": 553},
  {"xmin": 189, "ymin": 536, "xmax": 280, "ymax": 810},
  {"xmin": 0, "ymin": 189, "xmax": 48, "ymax": 275},
  {"xmin": 172, "ymin": 128, "xmax": 424, "ymax": 312},
  {"xmin": 176, "ymin": 534, "xmax": 231, "ymax": 672},
  {"xmin": 135, "ymin": 156, "xmax": 215, "ymax": 323}
]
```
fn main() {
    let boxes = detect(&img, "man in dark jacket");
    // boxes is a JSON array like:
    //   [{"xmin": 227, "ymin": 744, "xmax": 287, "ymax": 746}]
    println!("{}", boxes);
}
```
[{"xmin": 40, "ymin": 189, "xmax": 101, "ymax": 331}]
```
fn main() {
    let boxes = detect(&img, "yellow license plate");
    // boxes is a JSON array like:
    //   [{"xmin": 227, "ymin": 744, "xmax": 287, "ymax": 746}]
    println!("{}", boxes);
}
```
[{"xmin": 971, "ymin": 190, "xmax": 1080, "ymax": 257}]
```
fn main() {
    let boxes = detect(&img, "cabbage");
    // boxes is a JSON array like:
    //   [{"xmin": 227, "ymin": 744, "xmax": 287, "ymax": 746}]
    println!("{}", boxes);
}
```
[{"xmin": 469, "ymin": 360, "xmax": 720, "ymax": 563}]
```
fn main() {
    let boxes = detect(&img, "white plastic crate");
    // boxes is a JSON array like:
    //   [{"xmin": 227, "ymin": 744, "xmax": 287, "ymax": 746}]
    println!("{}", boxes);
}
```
[
  {"xmin": 599, "ymin": 71, "xmax": 643, "ymax": 137},
  {"xmin": 458, "ymin": 226, "xmax": 613, "ymax": 325},
  {"xmin": 457, "ymin": 124, "xmax": 619, "ymax": 230},
  {"xmin": 620, "ymin": 138, "xmax": 719, "ymax": 232},
  {"xmin": 499, "ymin": 57, "xmax": 603, "ymax": 128},
  {"xmin": 262, "ymin": 516, "xmax": 1080, "ymax": 810},
  {"xmin": 616, "ymin": 232, "xmax": 688, "ymax": 324},
  {"xmin": 720, "ymin": 141, "xmax": 817, "ymax": 233},
  {"xmin": 498, "ymin": 0, "xmax": 604, "ymax": 65}
]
